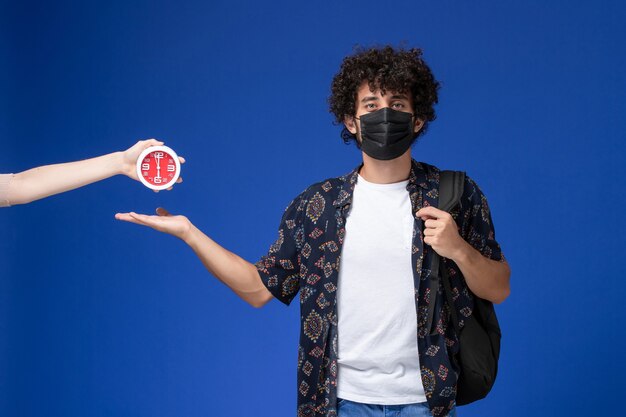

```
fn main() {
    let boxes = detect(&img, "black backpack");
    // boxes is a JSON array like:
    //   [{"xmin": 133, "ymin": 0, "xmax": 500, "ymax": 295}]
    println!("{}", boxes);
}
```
[{"xmin": 425, "ymin": 170, "xmax": 501, "ymax": 406}]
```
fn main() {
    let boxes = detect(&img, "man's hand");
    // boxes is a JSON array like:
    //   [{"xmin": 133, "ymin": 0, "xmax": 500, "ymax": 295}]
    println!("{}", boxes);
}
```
[
  {"xmin": 415, "ymin": 206, "xmax": 465, "ymax": 261},
  {"xmin": 115, "ymin": 207, "xmax": 271, "ymax": 307},
  {"xmin": 120, "ymin": 139, "xmax": 186, "ymax": 191},
  {"xmin": 416, "ymin": 205, "xmax": 510, "ymax": 303},
  {"xmin": 115, "ymin": 207, "xmax": 192, "ymax": 241}
]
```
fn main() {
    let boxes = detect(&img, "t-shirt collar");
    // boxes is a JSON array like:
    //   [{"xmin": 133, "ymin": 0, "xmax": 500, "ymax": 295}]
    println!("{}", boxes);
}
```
[{"xmin": 332, "ymin": 158, "xmax": 429, "ymax": 209}]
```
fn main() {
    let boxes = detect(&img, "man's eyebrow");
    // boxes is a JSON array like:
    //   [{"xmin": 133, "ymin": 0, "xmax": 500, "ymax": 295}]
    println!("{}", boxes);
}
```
[
  {"xmin": 390, "ymin": 94, "xmax": 409, "ymax": 100},
  {"xmin": 360, "ymin": 96, "xmax": 379, "ymax": 103}
]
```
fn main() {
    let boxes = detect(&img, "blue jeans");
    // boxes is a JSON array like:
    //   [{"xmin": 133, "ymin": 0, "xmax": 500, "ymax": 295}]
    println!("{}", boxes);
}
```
[{"xmin": 337, "ymin": 398, "xmax": 457, "ymax": 417}]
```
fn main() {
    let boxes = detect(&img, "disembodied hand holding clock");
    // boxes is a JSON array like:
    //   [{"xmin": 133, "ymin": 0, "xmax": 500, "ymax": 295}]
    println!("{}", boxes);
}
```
[{"xmin": 0, "ymin": 138, "xmax": 185, "ymax": 207}]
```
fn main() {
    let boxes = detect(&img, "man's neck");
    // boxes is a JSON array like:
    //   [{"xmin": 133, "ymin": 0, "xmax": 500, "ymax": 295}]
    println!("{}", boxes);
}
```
[{"xmin": 357, "ymin": 151, "xmax": 412, "ymax": 184}]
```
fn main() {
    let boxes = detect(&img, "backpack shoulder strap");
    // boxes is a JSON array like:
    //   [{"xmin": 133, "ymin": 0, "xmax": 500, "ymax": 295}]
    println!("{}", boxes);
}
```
[
  {"xmin": 426, "ymin": 170, "xmax": 466, "ymax": 335},
  {"xmin": 439, "ymin": 170, "xmax": 466, "ymax": 212}
]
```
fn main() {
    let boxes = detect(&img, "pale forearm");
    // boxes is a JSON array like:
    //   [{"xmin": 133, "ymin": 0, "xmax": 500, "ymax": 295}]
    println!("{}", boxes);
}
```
[
  {"xmin": 9, "ymin": 152, "xmax": 124, "ymax": 205},
  {"xmin": 183, "ymin": 224, "xmax": 268, "ymax": 307},
  {"xmin": 452, "ymin": 241, "xmax": 510, "ymax": 304}
]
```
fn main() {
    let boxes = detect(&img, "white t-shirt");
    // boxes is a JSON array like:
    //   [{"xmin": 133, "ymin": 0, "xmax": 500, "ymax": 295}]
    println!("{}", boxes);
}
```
[{"xmin": 336, "ymin": 173, "xmax": 426, "ymax": 405}]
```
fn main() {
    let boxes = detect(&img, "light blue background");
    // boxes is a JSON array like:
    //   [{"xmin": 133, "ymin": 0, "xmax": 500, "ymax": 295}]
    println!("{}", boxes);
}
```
[{"xmin": 2, "ymin": 1, "xmax": 625, "ymax": 416}]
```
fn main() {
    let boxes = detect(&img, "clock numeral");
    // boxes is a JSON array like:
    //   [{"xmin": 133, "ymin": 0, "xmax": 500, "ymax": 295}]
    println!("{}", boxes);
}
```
[
  {"xmin": 153, "ymin": 152, "xmax": 164, "ymax": 159},
  {"xmin": 154, "ymin": 177, "xmax": 162, "ymax": 184},
  {"xmin": 167, "ymin": 165, "xmax": 175, "ymax": 172},
  {"xmin": 142, "ymin": 163, "xmax": 150, "ymax": 170}
]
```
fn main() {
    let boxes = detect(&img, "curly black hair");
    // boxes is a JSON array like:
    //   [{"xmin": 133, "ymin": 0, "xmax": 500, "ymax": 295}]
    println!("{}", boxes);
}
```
[{"xmin": 328, "ymin": 45, "xmax": 440, "ymax": 149}]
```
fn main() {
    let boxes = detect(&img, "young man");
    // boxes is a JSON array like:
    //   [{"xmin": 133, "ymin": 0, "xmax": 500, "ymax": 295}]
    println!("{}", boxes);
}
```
[{"xmin": 116, "ymin": 45, "xmax": 510, "ymax": 417}]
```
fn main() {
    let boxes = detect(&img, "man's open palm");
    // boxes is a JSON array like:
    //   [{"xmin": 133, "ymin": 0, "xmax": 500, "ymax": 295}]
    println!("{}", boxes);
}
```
[{"xmin": 115, "ymin": 207, "xmax": 191, "ymax": 240}]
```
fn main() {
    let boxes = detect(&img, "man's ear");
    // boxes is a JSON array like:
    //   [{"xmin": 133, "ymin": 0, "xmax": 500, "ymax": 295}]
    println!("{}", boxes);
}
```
[
  {"xmin": 344, "ymin": 115, "xmax": 358, "ymax": 135},
  {"xmin": 413, "ymin": 117, "xmax": 425, "ymax": 134}
]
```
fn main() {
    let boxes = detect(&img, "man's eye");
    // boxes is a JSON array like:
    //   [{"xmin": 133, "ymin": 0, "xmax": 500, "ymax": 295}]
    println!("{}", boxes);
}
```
[
  {"xmin": 365, "ymin": 103, "xmax": 376, "ymax": 110},
  {"xmin": 392, "ymin": 103, "xmax": 405, "ymax": 109}
]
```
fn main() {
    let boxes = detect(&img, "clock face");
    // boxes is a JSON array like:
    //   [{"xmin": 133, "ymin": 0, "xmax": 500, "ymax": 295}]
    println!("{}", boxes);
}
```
[{"xmin": 136, "ymin": 145, "xmax": 181, "ymax": 190}]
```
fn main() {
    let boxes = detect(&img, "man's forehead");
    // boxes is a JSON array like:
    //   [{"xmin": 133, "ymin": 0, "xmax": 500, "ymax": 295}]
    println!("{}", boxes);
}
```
[{"xmin": 357, "ymin": 80, "xmax": 409, "ymax": 99}]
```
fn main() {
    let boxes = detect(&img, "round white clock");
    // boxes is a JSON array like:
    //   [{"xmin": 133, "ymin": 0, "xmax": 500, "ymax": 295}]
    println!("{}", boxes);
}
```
[{"xmin": 136, "ymin": 145, "xmax": 181, "ymax": 191}]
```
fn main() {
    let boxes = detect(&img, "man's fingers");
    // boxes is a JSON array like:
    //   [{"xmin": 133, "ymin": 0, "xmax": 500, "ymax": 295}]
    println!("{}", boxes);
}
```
[
  {"xmin": 178, "ymin": 156, "xmax": 186, "ymax": 164},
  {"xmin": 129, "ymin": 211, "xmax": 153, "ymax": 221},
  {"xmin": 416, "ymin": 205, "xmax": 445, "ymax": 219},
  {"xmin": 115, "ymin": 212, "xmax": 149, "ymax": 226},
  {"xmin": 128, "ymin": 211, "xmax": 167, "ymax": 228},
  {"xmin": 424, "ymin": 219, "xmax": 443, "ymax": 229}
]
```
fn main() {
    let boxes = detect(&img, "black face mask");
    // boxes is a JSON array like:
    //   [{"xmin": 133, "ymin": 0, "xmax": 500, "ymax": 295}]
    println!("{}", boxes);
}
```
[{"xmin": 356, "ymin": 107, "xmax": 416, "ymax": 160}]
